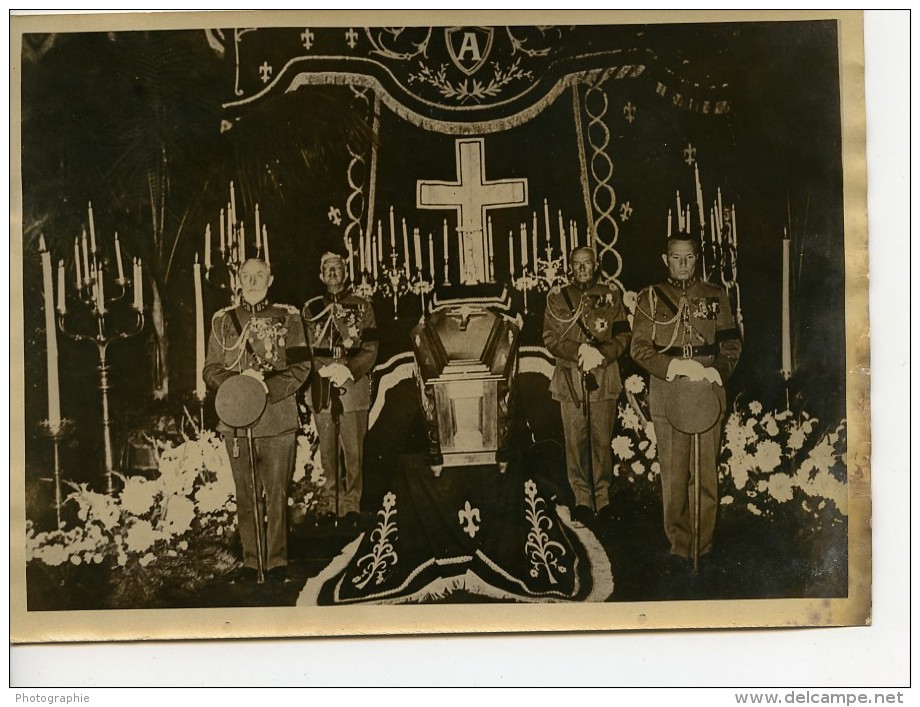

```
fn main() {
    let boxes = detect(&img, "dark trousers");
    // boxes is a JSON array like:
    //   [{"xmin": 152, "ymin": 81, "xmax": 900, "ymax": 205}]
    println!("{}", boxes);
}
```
[
  {"xmin": 225, "ymin": 432, "xmax": 297, "ymax": 570},
  {"xmin": 559, "ymin": 398, "xmax": 616, "ymax": 512}
]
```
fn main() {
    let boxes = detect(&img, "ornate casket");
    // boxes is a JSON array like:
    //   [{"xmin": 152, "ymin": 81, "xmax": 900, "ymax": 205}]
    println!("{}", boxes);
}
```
[{"xmin": 410, "ymin": 298, "xmax": 520, "ymax": 471}]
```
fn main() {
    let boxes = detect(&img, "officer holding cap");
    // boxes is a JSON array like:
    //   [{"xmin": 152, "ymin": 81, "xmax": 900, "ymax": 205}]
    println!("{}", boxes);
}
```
[
  {"xmin": 630, "ymin": 235, "xmax": 742, "ymax": 571},
  {"xmin": 203, "ymin": 258, "xmax": 311, "ymax": 583}
]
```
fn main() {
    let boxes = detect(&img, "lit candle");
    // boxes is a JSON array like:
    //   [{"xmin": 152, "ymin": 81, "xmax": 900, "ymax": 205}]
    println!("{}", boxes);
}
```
[
  {"xmin": 372, "ymin": 233, "xmax": 379, "ymax": 280},
  {"xmin": 389, "ymin": 207, "xmax": 396, "ymax": 251},
  {"xmin": 717, "ymin": 188, "xmax": 724, "ymax": 235},
  {"xmin": 226, "ymin": 202, "xmax": 233, "ymax": 249},
  {"xmin": 204, "ymin": 225, "xmax": 212, "ymax": 271},
  {"xmin": 254, "ymin": 204, "xmax": 261, "ymax": 253},
  {"xmin": 230, "ymin": 181, "xmax": 237, "ymax": 225},
  {"xmin": 573, "ymin": 222, "xmax": 579, "ymax": 250},
  {"xmin": 731, "ymin": 205, "xmax": 738, "ymax": 248},
  {"xmin": 262, "ymin": 225, "xmax": 270, "ymax": 266},
  {"xmin": 402, "ymin": 218, "xmax": 410, "ymax": 275},
  {"xmin": 220, "ymin": 208, "xmax": 226, "ymax": 253},
  {"xmin": 428, "ymin": 232, "xmax": 435, "ymax": 278},
  {"xmin": 359, "ymin": 228, "xmax": 366, "ymax": 276},
  {"xmin": 686, "ymin": 205, "xmax": 691, "ymax": 234},
  {"xmin": 559, "ymin": 216, "xmax": 568, "ymax": 271},
  {"xmin": 781, "ymin": 231, "xmax": 791, "ymax": 378},
  {"xmin": 96, "ymin": 261, "xmax": 105, "ymax": 312},
  {"xmin": 694, "ymin": 162, "xmax": 706, "ymax": 233},
  {"xmin": 239, "ymin": 222, "xmax": 246, "ymax": 263},
  {"xmin": 73, "ymin": 239, "xmax": 82, "ymax": 288},
  {"xmin": 667, "ymin": 209, "xmax": 672, "ymax": 238},
  {"xmin": 114, "ymin": 232, "xmax": 125, "ymax": 282},
  {"xmin": 347, "ymin": 238, "xmax": 355, "ymax": 282},
  {"xmin": 56, "ymin": 260, "xmax": 66, "ymax": 314},
  {"xmin": 88, "ymin": 202, "xmax": 97, "ymax": 253},
  {"xmin": 133, "ymin": 258, "xmax": 141, "ymax": 309},
  {"xmin": 486, "ymin": 216, "xmax": 494, "ymax": 280},
  {"xmin": 193, "ymin": 255, "xmax": 206, "ymax": 399},
  {"xmin": 520, "ymin": 222, "xmax": 528, "ymax": 268},
  {"xmin": 509, "ymin": 230, "xmax": 515, "ymax": 278},
  {"xmin": 39, "ymin": 236, "xmax": 61, "ymax": 431},
  {"xmin": 676, "ymin": 191, "xmax": 684, "ymax": 232},
  {"xmin": 531, "ymin": 213, "xmax": 538, "ymax": 266},
  {"xmin": 542, "ymin": 199, "xmax": 551, "ymax": 246},
  {"xmin": 81, "ymin": 229, "xmax": 90, "ymax": 285},
  {"xmin": 137, "ymin": 259, "xmax": 145, "ymax": 309}
]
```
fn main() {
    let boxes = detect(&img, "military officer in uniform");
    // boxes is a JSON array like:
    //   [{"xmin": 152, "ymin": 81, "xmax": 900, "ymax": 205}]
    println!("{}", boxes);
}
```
[
  {"xmin": 203, "ymin": 258, "xmax": 312, "ymax": 583},
  {"xmin": 630, "ymin": 234, "xmax": 742, "ymax": 569},
  {"xmin": 302, "ymin": 252, "xmax": 379, "ymax": 528},
  {"xmin": 542, "ymin": 246, "xmax": 631, "ymax": 525}
]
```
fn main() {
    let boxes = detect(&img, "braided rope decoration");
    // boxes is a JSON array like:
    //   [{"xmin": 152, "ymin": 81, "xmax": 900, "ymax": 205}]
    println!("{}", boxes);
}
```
[
  {"xmin": 343, "ymin": 85, "xmax": 373, "ymax": 258},
  {"xmin": 574, "ymin": 74, "xmax": 623, "ymax": 291}
]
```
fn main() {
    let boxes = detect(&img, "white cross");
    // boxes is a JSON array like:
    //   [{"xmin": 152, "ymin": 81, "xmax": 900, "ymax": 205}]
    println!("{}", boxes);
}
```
[{"xmin": 417, "ymin": 138, "xmax": 528, "ymax": 284}]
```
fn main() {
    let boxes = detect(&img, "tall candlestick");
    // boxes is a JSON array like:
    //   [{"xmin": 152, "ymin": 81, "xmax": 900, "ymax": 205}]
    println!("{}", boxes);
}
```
[
  {"xmin": 486, "ymin": 216, "xmax": 494, "ymax": 281},
  {"xmin": 402, "ymin": 218, "xmax": 410, "ymax": 275},
  {"xmin": 686, "ymin": 205, "xmax": 691, "ymax": 234},
  {"xmin": 254, "ymin": 204, "xmax": 261, "ymax": 252},
  {"xmin": 262, "ymin": 225, "xmax": 270, "ymax": 265},
  {"xmin": 96, "ymin": 262, "xmax": 105, "ymax": 312},
  {"xmin": 204, "ymin": 225, "xmax": 212, "ymax": 271},
  {"xmin": 239, "ymin": 222, "xmax": 246, "ymax": 263},
  {"xmin": 520, "ymin": 222, "xmax": 528, "ymax": 268},
  {"xmin": 133, "ymin": 259, "xmax": 143, "ymax": 310},
  {"xmin": 88, "ymin": 202, "xmax": 97, "ymax": 254},
  {"xmin": 230, "ymin": 181, "xmax": 237, "ymax": 225},
  {"xmin": 39, "ymin": 237, "xmax": 61, "ymax": 430},
  {"xmin": 667, "ymin": 209, "xmax": 672, "ymax": 238},
  {"xmin": 372, "ymin": 234, "xmax": 379, "ymax": 280},
  {"xmin": 560, "ymin": 217, "xmax": 568, "ymax": 271},
  {"xmin": 413, "ymin": 227, "xmax": 422, "ymax": 273},
  {"xmin": 781, "ymin": 233, "xmax": 792, "ymax": 378},
  {"xmin": 428, "ymin": 232, "xmax": 435, "ymax": 279},
  {"xmin": 73, "ymin": 239, "xmax": 82, "ymax": 288},
  {"xmin": 717, "ymin": 188, "xmax": 724, "ymax": 236},
  {"xmin": 348, "ymin": 238, "xmax": 355, "ymax": 283},
  {"xmin": 114, "ymin": 232, "xmax": 125, "ymax": 281},
  {"xmin": 573, "ymin": 222, "xmax": 580, "ymax": 250},
  {"xmin": 731, "ymin": 205, "xmax": 738, "ymax": 248},
  {"xmin": 509, "ymin": 231, "xmax": 515, "ymax": 278},
  {"xmin": 194, "ymin": 256, "xmax": 206, "ymax": 399},
  {"xmin": 359, "ymin": 228, "xmax": 367, "ymax": 276},
  {"xmin": 543, "ymin": 199, "xmax": 551, "ymax": 244},
  {"xmin": 81, "ymin": 229, "xmax": 90, "ymax": 285},
  {"xmin": 378, "ymin": 220, "xmax": 384, "ymax": 263},
  {"xmin": 676, "ymin": 192, "xmax": 684, "ymax": 232},
  {"xmin": 56, "ymin": 260, "xmax": 66, "ymax": 314},
  {"xmin": 389, "ymin": 207, "xmax": 396, "ymax": 251},
  {"xmin": 531, "ymin": 213, "xmax": 538, "ymax": 266},
  {"xmin": 220, "ymin": 208, "xmax": 226, "ymax": 253}
]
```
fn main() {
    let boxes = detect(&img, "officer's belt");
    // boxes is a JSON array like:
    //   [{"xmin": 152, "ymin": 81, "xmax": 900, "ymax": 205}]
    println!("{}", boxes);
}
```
[
  {"xmin": 655, "ymin": 343, "xmax": 718, "ymax": 357},
  {"xmin": 313, "ymin": 346, "xmax": 361, "ymax": 358}
]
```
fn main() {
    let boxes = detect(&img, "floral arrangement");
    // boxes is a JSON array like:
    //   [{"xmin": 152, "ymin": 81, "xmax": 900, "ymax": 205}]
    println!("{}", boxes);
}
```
[
  {"xmin": 27, "ymin": 403, "xmax": 327, "ymax": 609},
  {"xmin": 611, "ymin": 374, "xmax": 848, "ymax": 530}
]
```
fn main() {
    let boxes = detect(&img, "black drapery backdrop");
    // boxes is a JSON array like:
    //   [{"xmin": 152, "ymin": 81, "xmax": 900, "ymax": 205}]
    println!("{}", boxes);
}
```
[{"xmin": 20, "ymin": 21, "xmax": 845, "ymax": 498}]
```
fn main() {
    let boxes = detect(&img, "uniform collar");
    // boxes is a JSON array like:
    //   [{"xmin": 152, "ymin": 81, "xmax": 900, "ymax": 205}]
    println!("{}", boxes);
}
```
[
  {"xmin": 668, "ymin": 276, "xmax": 698, "ymax": 290},
  {"xmin": 241, "ymin": 298, "xmax": 271, "ymax": 313},
  {"xmin": 324, "ymin": 285, "xmax": 353, "ymax": 303}
]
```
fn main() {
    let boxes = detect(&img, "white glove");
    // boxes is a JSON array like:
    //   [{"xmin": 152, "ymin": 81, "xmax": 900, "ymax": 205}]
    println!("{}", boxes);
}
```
[
  {"xmin": 318, "ymin": 364, "xmax": 334, "ymax": 378},
  {"xmin": 241, "ymin": 367, "xmax": 268, "ymax": 392},
  {"xmin": 701, "ymin": 366, "xmax": 723, "ymax": 386},
  {"xmin": 327, "ymin": 363, "xmax": 354, "ymax": 387},
  {"xmin": 578, "ymin": 343, "xmax": 604, "ymax": 371},
  {"xmin": 666, "ymin": 358, "xmax": 706, "ymax": 381}
]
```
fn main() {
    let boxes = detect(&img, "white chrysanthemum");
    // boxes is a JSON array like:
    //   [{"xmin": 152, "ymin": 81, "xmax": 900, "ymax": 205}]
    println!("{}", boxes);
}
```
[
  {"xmin": 720, "ymin": 495, "xmax": 734, "ymax": 506},
  {"xmin": 748, "ymin": 400, "xmax": 763, "ymax": 415},
  {"xmin": 624, "ymin": 374, "xmax": 645, "ymax": 395},
  {"xmin": 139, "ymin": 553, "xmax": 156, "ymax": 567},
  {"xmin": 762, "ymin": 415, "xmax": 780, "ymax": 437},
  {"xmin": 120, "ymin": 476, "xmax": 160, "ymax": 517},
  {"xmin": 747, "ymin": 503, "xmax": 762, "ymax": 516},
  {"xmin": 611, "ymin": 435, "xmax": 634, "ymax": 460},
  {"xmin": 124, "ymin": 519, "xmax": 158, "ymax": 554},
  {"xmin": 753, "ymin": 439, "xmax": 783, "ymax": 473},
  {"xmin": 159, "ymin": 495, "xmax": 197, "ymax": 536},
  {"xmin": 787, "ymin": 425, "xmax": 807, "ymax": 453},
  {"xmin": 765, "ymin": 471, "xmax": 796, "ymax": 503},
  {"xmin": 194, "ymin": 481, "xmax": 233, "ymax": 516},
  {"xmin": 619, "ymin": 403, "xmax": 641, "ymax": 433}
]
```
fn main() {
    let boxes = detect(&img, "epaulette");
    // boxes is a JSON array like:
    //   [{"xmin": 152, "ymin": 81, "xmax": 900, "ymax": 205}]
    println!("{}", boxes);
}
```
[
  {"xmin": 211, "ymin": 304, "xmax": 235, "ymax": 324},
  {"xmin": 275, "ymin": 303, "xmax": 300, "ymax": 314}
]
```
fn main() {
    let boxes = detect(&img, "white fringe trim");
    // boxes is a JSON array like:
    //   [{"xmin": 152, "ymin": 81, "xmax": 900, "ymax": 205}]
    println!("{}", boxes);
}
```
[{"xmin": 296, "ymin": 533, "xmax": 364, "ymax": 607}]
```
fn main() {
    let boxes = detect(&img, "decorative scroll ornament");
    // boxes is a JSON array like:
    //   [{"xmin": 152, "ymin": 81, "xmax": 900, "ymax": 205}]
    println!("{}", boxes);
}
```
[
  {"xmin": 352, "ymin": 491, "xmax": 398, "ymax": 589},
  {"xmin": 523, "ymin": 479, "xmax": 567, "ymax": 585}
]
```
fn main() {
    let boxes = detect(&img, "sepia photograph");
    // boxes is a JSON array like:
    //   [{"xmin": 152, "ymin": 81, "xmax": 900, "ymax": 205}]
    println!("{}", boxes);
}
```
[{"xmin": 11, "ymin": 9, "xmax": 871, "ymax": 645}]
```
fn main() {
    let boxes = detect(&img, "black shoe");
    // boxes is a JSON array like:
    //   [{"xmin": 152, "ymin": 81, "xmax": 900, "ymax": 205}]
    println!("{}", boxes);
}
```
[
  {"xmin": 572, "ymin": 505, "xmax": 595, "ymax": 526},
  {"xmin": 229, "ymin": 566, "xmax": 259, "ymax": 584},
  {"xmin": 666, "ymin": 553, "xmax": 692, "ymax": 576},
  {"xmin": 596, "ymin": 504, "xmax": 617, "ymax": 524},
  {"xmin": 316, "ymin": 511, "xmax": 336, "ymax": 527},
  {"xmin": 267, "ymin": 566, "xmax": 289, "ymax": 584}
]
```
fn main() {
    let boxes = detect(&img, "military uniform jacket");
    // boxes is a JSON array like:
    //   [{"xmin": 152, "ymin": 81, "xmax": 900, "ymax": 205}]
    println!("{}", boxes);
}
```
[
  {"xmin": 203, "ymin": 300, "xmax": 312, "ymax": 438},
  {"xmin": 630, "ymin": 278, "xmax": 742, "ymax": 402},
  {"xmin": 542, "ymin": 281, "xmax": 631, "ymax": 403},
  {"xmin": 302, "ymin": 288, "xmax": 379, "ymax": 413}
]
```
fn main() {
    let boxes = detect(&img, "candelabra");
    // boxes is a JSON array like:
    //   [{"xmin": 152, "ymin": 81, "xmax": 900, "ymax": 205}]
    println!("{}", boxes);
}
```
[
  {"xmin": 379, "ymin": 253, "xmax": 410, "ymax": 319},
  {"xmin": 408, "ymin": 269, "xmax": 435, "ymax": 315},
  {"xmin": 58, "ymin": 268, "xmax": 146, "ymax": 495},
  {"xmin": 510, "ymin": 251, "xmax": 568, "ymax": 314},
  {"xmin": 38, "ymin": 418, "xmax": 76, "ymax": 530}
]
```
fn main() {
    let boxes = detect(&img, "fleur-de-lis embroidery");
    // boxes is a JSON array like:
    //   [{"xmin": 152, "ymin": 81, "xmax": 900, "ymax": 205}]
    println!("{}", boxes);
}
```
[
  {"xmin": 328, "ymin": 206, "xmax": 342, "ymax": 225},
  {"xmin": 458, "ymin": 500, "xmax": 480, "ymax": 538},
  {"xmin": 345, "ymin": 28, "xmax": 359, "ymax": 49},
  {"xmin": 683, "ymin": 142, "xmax": 697, "ymax": 165},
  {"xmin": 301, "ymin": 28, "xmax": 315, "ymax": 50},
  {"xmin": 259, "ymin": 61, "xmax": 273, "ymax": 83}
]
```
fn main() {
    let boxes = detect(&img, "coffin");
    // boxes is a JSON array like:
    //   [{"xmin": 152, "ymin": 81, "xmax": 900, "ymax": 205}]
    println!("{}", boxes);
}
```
[{"xmin": 411, "ymin": 303, "xmax": 520, "ymax": 470}]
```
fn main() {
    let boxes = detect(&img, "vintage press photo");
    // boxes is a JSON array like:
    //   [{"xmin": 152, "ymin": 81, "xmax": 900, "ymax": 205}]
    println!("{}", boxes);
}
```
[{"xmin": 11, "ymin": 10, "xmax": 870, "ymax": 642}]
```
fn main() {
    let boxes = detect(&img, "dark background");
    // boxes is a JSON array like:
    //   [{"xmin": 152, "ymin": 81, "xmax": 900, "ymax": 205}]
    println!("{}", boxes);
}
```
[{"xmin": 19, "ymin": 21, "xmax": 845, "ymax": 506}]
